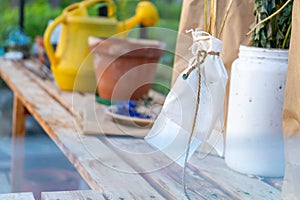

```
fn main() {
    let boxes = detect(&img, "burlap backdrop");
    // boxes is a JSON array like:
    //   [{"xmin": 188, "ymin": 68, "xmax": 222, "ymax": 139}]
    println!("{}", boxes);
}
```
[
  {"xmin": 283, "ymin": 0, "xmax": 300, "ymax": 137},
  {"xmin": 282, "ymin": 0, "xmax": 300, "ymax": 199},
  {"xmin": 172, "ymin": 0, "xmax": 254, "ymax": 83},
  {"xmin": 171, "ymin": 0, "xmax": 254, "ymax": 134}
]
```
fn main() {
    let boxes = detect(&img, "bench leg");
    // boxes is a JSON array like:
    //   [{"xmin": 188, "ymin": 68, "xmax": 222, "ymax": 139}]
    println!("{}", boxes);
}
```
[
  {"xmin": 12, "ymin": 95, "xmax": 26, "ymax": 137},
  {"xmin": 11, "ymin": 95, "xmax": 27, "ymax": 192}
]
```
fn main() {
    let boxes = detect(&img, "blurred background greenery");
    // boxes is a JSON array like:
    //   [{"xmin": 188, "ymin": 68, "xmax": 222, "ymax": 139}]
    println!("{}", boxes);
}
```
[
  {"xmin": 0, "ymin": 0, "xmax": 182, "ymax": 94},
  {"xmin": 0, "ymin": 0, "xmax": 181, "ymax": 45}
]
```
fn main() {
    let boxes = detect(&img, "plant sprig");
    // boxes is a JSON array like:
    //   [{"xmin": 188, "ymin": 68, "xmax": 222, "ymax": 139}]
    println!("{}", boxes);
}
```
[
  {"xmin": 203, "ymin": 0, "xmax": 233, "ymax": 38},
  {"xmin": 248, "ymin": 0, "xmax": 293, "ymax": 49}
]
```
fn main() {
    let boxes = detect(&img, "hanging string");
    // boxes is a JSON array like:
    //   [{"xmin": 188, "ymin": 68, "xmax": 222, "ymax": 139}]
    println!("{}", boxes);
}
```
[
  {"xmin": 181, "ymin": 50, "xmax": 220, "ymax": 199},
  {"xmin": 182, "ymin": 50, "xmax": 206, "ymax": 200}
]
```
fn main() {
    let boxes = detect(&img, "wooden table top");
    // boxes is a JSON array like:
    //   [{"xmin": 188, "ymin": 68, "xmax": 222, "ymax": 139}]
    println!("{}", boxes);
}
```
[{"xmin": 0, "ymin": 58, "xmax": 282, "ymax": 200}]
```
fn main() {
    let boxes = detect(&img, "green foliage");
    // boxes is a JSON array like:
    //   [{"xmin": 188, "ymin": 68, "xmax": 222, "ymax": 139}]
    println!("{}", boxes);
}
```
[
  {"xmin": 0, "ymin": 3, "xmax": 18, "ymax": 46},
  {"xmin": 61, "ymin": 0, "xmax": 80, "ymax": 8},
  {"xmin": 24, "ymin": 2, "xmax": 62, "ymax": 40},
  {"xmin": 153, "ymin": 0, "xmax": 182, "ymax": 20},
  {"xmin": 250, "ymin": 0, "xmax": 293, "ymax": 49},
  {"xmin": 0, "ymin": 1, "xmax": 61, "ymax": 46},
  {"xmin": 114, "ymin": 0, "xmax": 132, "ymax": 20}
]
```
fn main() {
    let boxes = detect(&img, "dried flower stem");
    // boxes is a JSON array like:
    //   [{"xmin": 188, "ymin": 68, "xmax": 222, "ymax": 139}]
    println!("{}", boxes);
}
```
[
  {"xmin": 246, "ymin": 0, "xmax": 292, "ymax": 36},
  {"xmin": 217, "ymin": 0, "xmax": 233, "ymax": 38},
  {"xmin": 204, "ymin": 0, "xmax": 208, "ymax": 32},
  {"xmin": 208, "ymin": 0, "xmax": 217, "ymax": 36},
  {"xmin": 282, "ymin": 23, "xmax": 292, "ymax": 48}
]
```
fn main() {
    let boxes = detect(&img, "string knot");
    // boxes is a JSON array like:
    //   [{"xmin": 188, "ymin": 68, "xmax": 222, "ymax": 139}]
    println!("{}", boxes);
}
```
[{"xmin": 182, "ymin": 50, "xmax": 207, "ymax": 80}]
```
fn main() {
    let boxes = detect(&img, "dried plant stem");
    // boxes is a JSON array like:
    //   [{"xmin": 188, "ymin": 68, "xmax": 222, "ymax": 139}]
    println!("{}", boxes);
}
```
[
  {"xmin": 282, "ymin": 23, "xmax": 292, "ymax": 48},
  {"xmin": 246, "ymin": 0, "xmax": 292, "ymax": 36},
  {"xmin": 208, "ymin": 0, "xmax": 217, "ymax": 36},
  {"xmin": 204, "ymin": 0, "xmax": 208, "ymax": 32},
  {"xmin": 217, "ymin": 0, "xmax": 233, "ymax": 38}
]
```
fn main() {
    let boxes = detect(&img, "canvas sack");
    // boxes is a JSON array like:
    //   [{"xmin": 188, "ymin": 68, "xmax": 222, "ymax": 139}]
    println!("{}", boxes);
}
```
[{"xmin": 282, "ymin": 1, "xmax": 300, "ymax": 199}]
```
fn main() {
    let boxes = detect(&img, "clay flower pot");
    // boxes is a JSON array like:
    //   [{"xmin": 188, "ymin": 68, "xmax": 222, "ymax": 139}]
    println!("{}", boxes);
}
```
[{"xmin": 89, "ymin": 36, "xmax": 165, "ymax": 101}]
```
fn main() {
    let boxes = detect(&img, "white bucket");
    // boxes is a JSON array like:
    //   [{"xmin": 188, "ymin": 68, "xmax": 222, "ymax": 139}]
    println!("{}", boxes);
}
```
[{"xmin": 225, "ymin": 45, "xmax": 288, "ymax": 177}]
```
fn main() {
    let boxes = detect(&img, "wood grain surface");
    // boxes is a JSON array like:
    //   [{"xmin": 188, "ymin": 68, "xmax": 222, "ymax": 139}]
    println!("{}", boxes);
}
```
[
  {"xmin": 0, "ymin": 193, "xmax": 35, "ymax": 200},
  {"xmin": 0, "ymin": 58, "xmax": 283, "ymax": 200},
  {"xmin": 41, "ymin": 190, "xmax": 104, "ymax": 200}
]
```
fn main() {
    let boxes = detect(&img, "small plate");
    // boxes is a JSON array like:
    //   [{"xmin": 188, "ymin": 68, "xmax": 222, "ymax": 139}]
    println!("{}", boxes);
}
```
[{"xmin": 105, "ymin": 106, "xmax": 155, "ymax": 127}]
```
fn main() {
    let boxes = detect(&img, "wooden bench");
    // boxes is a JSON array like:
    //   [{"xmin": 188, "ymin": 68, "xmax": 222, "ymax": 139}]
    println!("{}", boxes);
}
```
[
  {"xmin": 0, "ymin": 192, "xmax": 35, "ymax": 200},
  {"xmin": 41, "ymin": 190, "xmax": 103, "ymax": 200},
  {"xmin": 0, "ymin": 58, "xmax": 283, "ymax": 199},
  {"xmin": 0, "ymin": 191, "xmax": 102, "ymax": 200}
]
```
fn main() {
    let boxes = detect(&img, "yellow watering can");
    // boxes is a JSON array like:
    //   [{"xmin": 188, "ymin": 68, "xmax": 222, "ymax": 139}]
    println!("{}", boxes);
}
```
[{"xmin": 44, "ymin": 0, "xmax": 159, "ymax": 92}]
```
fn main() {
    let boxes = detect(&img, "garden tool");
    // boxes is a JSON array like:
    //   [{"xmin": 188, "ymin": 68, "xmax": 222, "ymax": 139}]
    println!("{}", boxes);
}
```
[{"xmin": 44, "ymin": 0, "xmax": 159, "ymax": 92}]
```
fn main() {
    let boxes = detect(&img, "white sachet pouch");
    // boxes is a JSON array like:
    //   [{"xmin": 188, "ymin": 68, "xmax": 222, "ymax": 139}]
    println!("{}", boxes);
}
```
[{"xmin": 145, "ymin": 29, "xmax": 228, "ymax": 166}]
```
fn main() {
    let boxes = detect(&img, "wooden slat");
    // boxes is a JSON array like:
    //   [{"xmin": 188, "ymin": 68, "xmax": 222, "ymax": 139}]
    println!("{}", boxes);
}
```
[
  {"xmin": 0, "ymin": 172, "xmax": 10, "ymax": 193},
  {"xmin": 0, "ymin": 58, "xmax": 283, "ymax": 200},
  {"xmin": 12, "ymin": 95, "xmax": 26, "ymax": 137},
  {"xmin": 263, "ymin": 178, "xmax": 283, "ymax": 190},
  {"xmin": 0, "ymin": 160, "xmax": 11, "ymax": 170},
  {"xmin": 0, "ymin": 193, "xmax": 35, "ymax": 200},
  {"xmin": 12, "ymin": 58, "xmax": 280, "ymax": 199},
  {"xmin": 11, "ymin": 95, "xmax": 26, "ymax": 192},
  {"xmin": 80, "ymin": 102, "xmax": 151, "ymax": 136},
  {"xmin": 11, "ymin": 137, "xmax": 25, "ymax": 192},
  {"xmin": 41, "ymin": 190, "xmax": 104, "ymax": 200},
  {"xmin": 189, "ymin": 151, "xmax": 281, "ymax": 200},
  {"xmin": 18, "ymin": 59, "xmax": 87, "ymax": 119},
  {"xmin": 102, "ymin": 136, "xmax": 238, "ymax": 200},
  {"xmin": 19, "ymin": 59, "xmax": 165, "ymax": 137},
  {"xmin": 102, "ymin": 136, "xmax": 282, "ymax": 200},
  {"xmin": 0, "ymin": 59, "xmax": 165, "ymax": 199},
  {"xmin": 15, "ymin": 59, "xmax": 238, "ymax": 199}
]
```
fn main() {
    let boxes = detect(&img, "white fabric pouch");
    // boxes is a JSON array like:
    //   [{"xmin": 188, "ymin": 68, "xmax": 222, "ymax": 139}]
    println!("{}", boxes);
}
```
[{"xmin": 145, "ymin": 29, "xmax": 228, "ymax": 166}]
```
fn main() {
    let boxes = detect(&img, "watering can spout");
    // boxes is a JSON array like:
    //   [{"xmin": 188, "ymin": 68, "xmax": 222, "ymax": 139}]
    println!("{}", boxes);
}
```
[{"xmin": 117, "ymin": 1, "xmax": 159, "ymax": 32}]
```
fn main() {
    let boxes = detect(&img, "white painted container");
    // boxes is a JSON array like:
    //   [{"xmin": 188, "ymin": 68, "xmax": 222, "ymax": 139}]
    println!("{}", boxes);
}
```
[{"xmin": 225, "ymin": 45, "xmax": 287, "ymax": 177}]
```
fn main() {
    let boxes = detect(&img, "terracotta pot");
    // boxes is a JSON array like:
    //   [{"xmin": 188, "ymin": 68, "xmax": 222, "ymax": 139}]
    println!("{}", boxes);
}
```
[{"xmin": 89, "ymin": 36, "xmax": 165, "ymax": 101}]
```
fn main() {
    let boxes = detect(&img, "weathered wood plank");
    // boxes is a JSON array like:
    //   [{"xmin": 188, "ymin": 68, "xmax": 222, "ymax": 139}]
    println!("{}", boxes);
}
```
[
  {"xmin": 3, "ymin": 70, "xmax": 27, "ymax": 193},
  {"xmin": 80, "ymin": 102, "xmax": 151, "ymax": 136},
  {"xmin": 264, "ymin": 178, "xmax": 283, "ymax": 190},
  {"xmin": 102, "ymin": 136, "xmax": 238, "ymax": 200},
  {"xmin": 0, "ymin": 193, "xmax": 35, "ymax": 200},
  {"xmin": 19, "ymin": 59, "xmax": 165, "ymax": 137},
  {"xmin": 189, "ymin": 151, "xmax": 281, "ymax": 200},
  {"xmin": 11, "ymin": 95, "xmax": 26, "ymax": 192},
  {"xmin": 41, "ymin": 190, "xmax": 104, "ymax": 200},
  {"xmin": 0, "ymin": 58, "xmax": 283, "ymax": 200},
  {"xmin": 21, "ymin": 59, "xmax": 166, "ymax": 110},
  {"xmin": 14, "ymin": 58, "xmax": 280, "ymax": 199},
  {"xmin": 18, "ymin": 59, "xmax": 88, "ymax": 119},
  {"xmin": 104, "ymin": 136, "xmax": 282, "ymax": 200},
  {"xmin": 0, "ymin": 172, "xmax": 10, "ymax": 193},
  {"xmin": 11, "ymin": 138, "xmax": 25, "ymax": 192},
  {"xmin": 12, "ymin": 95, "xmax": 26, "ymax": 137},
  {"xmin": 15, "ymin": 60, "xmax": 237, "ymax": 199},
  {"xmin": 0, "ymin": 59, "xmax": 166, "ymax": 199}
]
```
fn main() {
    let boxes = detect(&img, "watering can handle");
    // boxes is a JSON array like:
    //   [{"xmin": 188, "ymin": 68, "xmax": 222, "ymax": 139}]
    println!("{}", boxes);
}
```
[
  {"xmin": 43, "ymin": 15, "xmax": 64, "ymax": 67},
  {"xmin": 43, "ymin": 0, "xmax": 115, "ymax": 67},
  {"xmin": 80, "ymin": 0, "xmax": 115, "ymax": 17}
]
